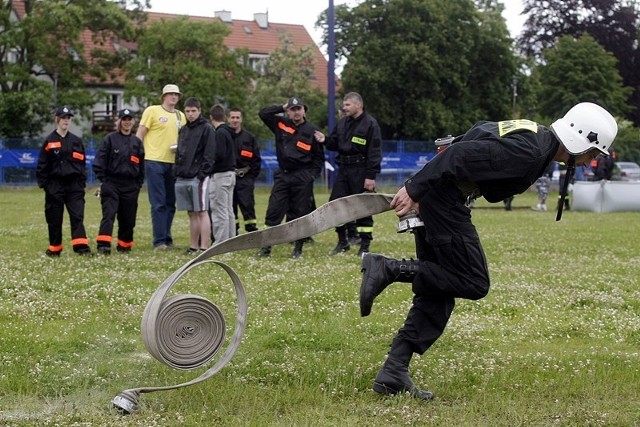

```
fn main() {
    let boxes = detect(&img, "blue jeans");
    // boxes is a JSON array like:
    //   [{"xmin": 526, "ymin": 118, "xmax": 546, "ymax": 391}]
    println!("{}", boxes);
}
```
[{"xmin": 145, "ymin": 160, "xmax": 176, "ymax": 247}]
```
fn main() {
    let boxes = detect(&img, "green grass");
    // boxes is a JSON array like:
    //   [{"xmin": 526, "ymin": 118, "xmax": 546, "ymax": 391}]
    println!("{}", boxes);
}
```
[{"xmin": 1, "ymin": 186, "xmax": 639, "ymax": 426}]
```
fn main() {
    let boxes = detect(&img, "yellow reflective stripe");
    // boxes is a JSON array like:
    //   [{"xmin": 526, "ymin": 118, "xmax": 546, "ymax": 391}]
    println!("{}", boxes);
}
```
[
  {"xmin": 351, "ymin": 136, "xmax": 367, "ymax": 145},
  {"xmin": 498, "ymin": 119, "xmax": 538, "ymax": 137},
  {"xmin": 356, "ymin": 226, "xmax": 373, "ymax": 233}
]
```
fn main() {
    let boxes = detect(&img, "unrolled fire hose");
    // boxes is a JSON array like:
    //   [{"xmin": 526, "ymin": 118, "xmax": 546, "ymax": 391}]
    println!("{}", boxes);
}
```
[{"xmin": 112, "ymin": 192, "xmax": 407, "ymax": 414}]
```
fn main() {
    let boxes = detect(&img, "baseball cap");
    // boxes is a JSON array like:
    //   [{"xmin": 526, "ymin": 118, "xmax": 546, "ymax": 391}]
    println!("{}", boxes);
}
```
[
  {"xmin": 117, "ymin": 108, "xmax": 134, "ymax": 119},
  {"xmin": 162, "ymin": 84, "xmax": 181, "ymax": 97},
  {"xmin": 285, "ymin": 97, "xmax": 307, "ymax": 111},
  {"xmin": 55, "ymin": 106, "xmax": 74, "ymax": 117}
]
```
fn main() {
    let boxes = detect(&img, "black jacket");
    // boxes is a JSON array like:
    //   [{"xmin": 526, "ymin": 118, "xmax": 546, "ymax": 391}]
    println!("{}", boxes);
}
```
[
  {"xmin": 326, "ymin": 111, "xmax": 382, "ymax": 179},
  {"xmin": 212, "ymin": 123, "xmax": 237, "ymax": 174},
  {"xmin": 174, "ymin": 116, "xmax": 216, "ymax": 179},
  {"xmin": 258, "ymin": 104, "xmax": 324, "ymax": 176},
  {"xmin": 36, "ymin": 130, "xmax": 86, "ymax": 188},
  {"xmin": 405, "ymin": 120, "xmax": 560, "ymax": 203},
  {"xmin": 234, "ymin": 128, "xmax": 261, "ymax": 179},
  {"xmin": 93, "ymin": 131, "xmax": 145, "ymax": 186}
]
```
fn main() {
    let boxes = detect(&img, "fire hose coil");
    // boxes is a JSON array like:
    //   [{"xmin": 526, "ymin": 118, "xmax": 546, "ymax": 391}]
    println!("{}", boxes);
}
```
[{"xmin": 113, "ymin": 193, "xmax": 395, "ymax": 414}]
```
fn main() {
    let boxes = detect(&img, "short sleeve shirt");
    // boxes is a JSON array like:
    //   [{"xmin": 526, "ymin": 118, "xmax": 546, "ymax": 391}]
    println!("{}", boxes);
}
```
[{"xmin": 139, "ymin": 105, "xmax": 187, "ymax": 163}]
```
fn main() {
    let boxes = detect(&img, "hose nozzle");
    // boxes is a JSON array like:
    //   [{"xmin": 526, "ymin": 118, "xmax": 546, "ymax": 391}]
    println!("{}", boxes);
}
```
[
  {"xmin": 112, "ymin": 390, "xmax": 140, "ymax": 415},
  {"xmin": 397, "ymin": 210, "xmax": 424, "ymax": 233}
]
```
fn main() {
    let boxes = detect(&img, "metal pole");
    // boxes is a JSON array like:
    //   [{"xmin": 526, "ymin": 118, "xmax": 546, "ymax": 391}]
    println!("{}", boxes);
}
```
[{"xmin": 327, "ymin": 0, "xmax": 337, "ymax": 188}]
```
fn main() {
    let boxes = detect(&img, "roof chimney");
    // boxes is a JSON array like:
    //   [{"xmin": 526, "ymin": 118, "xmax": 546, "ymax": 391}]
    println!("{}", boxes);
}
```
[
  {"xmin": 215, "ymin": 10, "xmax": 232, "ymax": 23},
  {"xmin": 254, "ymin": 11, "xmax": 268, "ymax": 29}
]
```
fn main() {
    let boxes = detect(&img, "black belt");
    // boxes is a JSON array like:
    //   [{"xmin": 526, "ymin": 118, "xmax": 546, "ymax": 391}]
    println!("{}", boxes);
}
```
[{"xmin": 337, "ymin": 154, "xmax": 366, "ymax": 165}]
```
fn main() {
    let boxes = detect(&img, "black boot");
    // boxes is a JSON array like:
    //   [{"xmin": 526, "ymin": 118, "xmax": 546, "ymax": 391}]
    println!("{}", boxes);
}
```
[
  {"xmin": 357, "ymin": 237, "xmax": 371, "ymax": 256},
  {"xmin": 256, "ymin": 246, "xmax": 271, "ymax": 257},
  {"xmin": 330, "ymin": 228, "xmax": 350, "ymax": 255},
  {"xmin": 291, "ymin": 240, "xmax": 304, "ymax": 258},
  {"xmin": 360, "ymin": 253, "xmax": 418, "ymax": 317},
  {"xmin": 373, "ymin": 340, "xmax": 433, "ymax": 401}
]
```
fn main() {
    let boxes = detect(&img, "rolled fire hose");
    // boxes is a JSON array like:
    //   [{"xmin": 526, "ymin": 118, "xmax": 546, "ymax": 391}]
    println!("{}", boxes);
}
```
[{"xmin": 112, "ymin": 193, "xmax": 395, "ymax": 414}]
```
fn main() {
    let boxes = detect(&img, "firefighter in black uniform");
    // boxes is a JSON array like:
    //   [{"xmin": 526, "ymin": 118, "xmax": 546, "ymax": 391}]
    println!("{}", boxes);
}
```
[
  {"xmin": 228, "ymin": 107, "xmax": 261, "ymax": 234},
  {"xmin": 257, "ymin": 97, "xmax": 325, "ymax": 258},
  {"xmin": 93, "ymin": 108, "xmax": 145, "ymax": 254},
  {"xmin": 36, "ymin": 106, "xmax": 91, "ymax": 256},
  {"xmin": 324, "ymin": 92, "xmax": 382, "ymax": 255},
  {"xmin": 358, "ymin": 103, "xmax": 618, "ymax": 401}
]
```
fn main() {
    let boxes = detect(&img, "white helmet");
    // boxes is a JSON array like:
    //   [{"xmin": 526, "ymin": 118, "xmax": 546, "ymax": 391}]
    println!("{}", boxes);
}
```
[{"xmin": 550, "ymin": 102, "xmax": 617, "ymax": 156}]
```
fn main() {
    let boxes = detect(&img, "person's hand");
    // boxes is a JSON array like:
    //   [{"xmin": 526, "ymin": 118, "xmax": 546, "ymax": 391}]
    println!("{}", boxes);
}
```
[
  {"xmin": 390, "ymin": 186, "xmax": 419, "ymax": 217},
  {"xmin": 363, "ymin": 178, "xmax": 375, "ymax": 192},
  {"xmin": 314, "ymin": 130, "xmax": 326, "ymax": 143}
]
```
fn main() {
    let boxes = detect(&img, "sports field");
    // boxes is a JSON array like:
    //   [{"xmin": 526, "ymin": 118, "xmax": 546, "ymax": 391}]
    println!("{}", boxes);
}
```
[{"xmin": 1, "ymin": 186, "xmax": 638, "ymax": 426}]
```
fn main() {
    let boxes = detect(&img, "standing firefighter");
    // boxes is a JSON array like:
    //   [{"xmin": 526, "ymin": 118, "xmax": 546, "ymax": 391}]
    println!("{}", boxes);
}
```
[
  {"xmin": 228, "ymin": 107, "xmax": 261, "ymax": 234},
  {"xmin": 324, "ymin": 92, "xmax": 382, "ymax": 256},
  {"xmin": 256, "ymin": 97, "xmax": 325, "ymax": 258},
  {"xmin": 36, "ymin": 106, "xmax": 92, "ymax": 256},
  {"xmin": 93, "ymin": 109, "xmax": 145, "ymax": 254},
  {"xmin": 359, "ymin": 103, "xmax": 617, "ymax": 400}
]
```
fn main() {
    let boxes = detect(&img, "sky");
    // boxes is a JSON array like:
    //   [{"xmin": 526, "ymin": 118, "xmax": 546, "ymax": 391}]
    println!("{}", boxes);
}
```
[{"xmin": 148, "ymin": 0, "xmax": 528, "ymax": 46}]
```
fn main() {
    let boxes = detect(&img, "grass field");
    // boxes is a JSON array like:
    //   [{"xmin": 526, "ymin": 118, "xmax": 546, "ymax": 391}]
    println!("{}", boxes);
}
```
[{"xmin": 0, "ymin": 185, "xmax": 639, "ymax": 426}]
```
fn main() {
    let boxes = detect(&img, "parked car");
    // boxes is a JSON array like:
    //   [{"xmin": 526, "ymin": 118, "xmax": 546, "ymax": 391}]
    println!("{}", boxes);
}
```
[{"xmin": 615, "ymin": 161, "xmax": 640, "ymax": 181}]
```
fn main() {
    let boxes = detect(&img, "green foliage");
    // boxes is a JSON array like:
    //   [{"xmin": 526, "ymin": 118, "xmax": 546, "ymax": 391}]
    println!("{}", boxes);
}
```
[
  {"xmin": 0, "ymin": 0, "xmax": 146, "ymax": 137},
  {"xmin": 532, "ymin": 34, "xmax": 631, "ymax": 120},
  {"xmin": 247, "ymin": 36, "xmax": 327, "ymax": 139},
  {"xmin": 612, "ymin": 120, "xmax": 640, "ymax": 163},
  {"xmin": 0, "ymin": 188, "xmax": 639, "ymax": 425},
  {"xmin": 326, "ymin": 0, "xmax": 517, "ymax": 139},
  {"xmin": 518, "ymin": 0, "xmax": 640, "ymax": 125},
  {"xmin": 123, "ymin": 17, "xmax": 254, "ymax": 114}
]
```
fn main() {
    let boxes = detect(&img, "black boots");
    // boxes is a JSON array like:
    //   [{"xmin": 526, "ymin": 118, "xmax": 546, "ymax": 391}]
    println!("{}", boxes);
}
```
[
  {"xmin": 256, "ymin": 246, "xmax": 271, "ymax": 257},
  {"xmin": 360, "ymin": 253, "xmax": 419, "ymax": 317},
  {"xmin": 291, "ymin": 240, "xmax": 304, "ymax": 259},
  {"xmin": 357, "ymin": 237, "xmax": 371, "ymax": 256},
  {"xmin": 374, "ymin": 355, "xmax": 434, "ymax": 401},
  {"xmin": 256, "ymin": 241, "xmax": 304, "ymax": 258},
  {"xmin": 330, "ymin": 228, "xmax": 350, "ymax": 255}
]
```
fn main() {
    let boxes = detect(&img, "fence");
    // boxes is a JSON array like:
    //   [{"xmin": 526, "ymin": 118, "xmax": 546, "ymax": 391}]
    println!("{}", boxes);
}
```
[{"xmin": 0, "ymin": 138, "xmax": 436, "ymax": 188}]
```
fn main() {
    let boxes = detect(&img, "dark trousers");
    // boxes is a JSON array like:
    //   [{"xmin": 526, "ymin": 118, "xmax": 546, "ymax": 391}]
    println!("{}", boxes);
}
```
[
  {"xmin": 329, "ymin": 164, "xmax": 373, "ymax": 239},
  {"xmin": 233, "ymin": 176, "xmax": 257, "ymax": 232},
  {"xmin": 44, "ymin": 179, "xmax": 89, "ymax": 252},
  {"xmin": 264, "ymin": 169, "xmax": 315, "ymax": 227},
  {"xmin": 97, "ymin": 179, "xmax": 141, "ymax": 249},
  {"xmin": 396, "ymin": 181, "xmax": 490, "ymax": 354}
]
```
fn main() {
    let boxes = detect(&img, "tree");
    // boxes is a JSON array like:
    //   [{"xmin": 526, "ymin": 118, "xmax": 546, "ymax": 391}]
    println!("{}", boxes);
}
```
[
  {"xmin": 0, "ymin": 0, "xmax": 146, "ymax": 138},
  {"xmin": 518, "ymin": 0, "xmax": 640, "ymax": 124},
  {"xmin": 533, "ymin": 34, "xmax": 631, "ymax": 121},
  {"xmin": 123, "ymin": 17, "xmax": 254, "ymax": 116},
  {"xmin": 247, "ymin": 36, "xmax": 326, "ymax": 140},
  {"xmin": 319, "ymin": 0, "xmax": 518, "ymax": 139}
]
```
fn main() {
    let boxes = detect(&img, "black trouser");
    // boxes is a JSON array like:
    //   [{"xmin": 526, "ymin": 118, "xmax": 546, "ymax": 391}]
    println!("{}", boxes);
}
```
[
  {"xmin": 44, "ymin": 179, "xmax": 89, "ymax": 253},
  {"xmin": 395, "ymin": 181, "xmax": 490, "ymax": 354},
  {"xmin": 264, "ymin": 169, "xmax": 315, "ymax": 227},
  {"xmin": 97, "ymin": 179, "xmax": 141, "ymax": 249},
  {"xmin": 329, "ymin": 164, "xmax": 373, "ymax": 240},
  {"xmin": 233, "ymin": 176, "xmax": 257, "ymax": 232}
]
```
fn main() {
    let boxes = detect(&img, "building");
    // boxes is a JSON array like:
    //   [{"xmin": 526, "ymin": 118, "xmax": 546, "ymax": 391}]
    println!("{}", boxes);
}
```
[{"xmin": 4, "ymin": 2, "xmax": 332, "ymax": 137}]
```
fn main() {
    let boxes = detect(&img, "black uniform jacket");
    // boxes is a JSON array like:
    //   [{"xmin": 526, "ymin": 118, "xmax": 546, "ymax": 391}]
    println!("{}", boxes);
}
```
[
  {"xmin": 259, "ymin": 104, "xmax": 324, "ymax": 177},
  {"xmin": 405, "ymin": 120, "xmax": 560, "ymax": 203},
  {"xmin": 93, "ymin": 131, "xmax": 145, "ymax": 186},
  {"xmin": 174, "ymin": 116, "xmax": 216, "ymax": 179},
  {"xmin": 212, "ymin": 123, "xmax": 237, "ymax": 174},
  {"xmin": 36, "ymin": 130, "xmax": 86, "ymax": 188},
  {"xmin": 234, "ymin": 128, "xmax": 261, "ymax": 179},
  {"xmin": 326, "ymin": 111, "xmax": 382, "ymax": 179}
]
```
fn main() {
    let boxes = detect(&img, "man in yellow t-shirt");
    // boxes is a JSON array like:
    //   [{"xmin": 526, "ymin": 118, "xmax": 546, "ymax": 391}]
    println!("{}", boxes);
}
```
[{"xmin": 136, "ymin": 84, "xmax": 187, "ymax": 249}]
